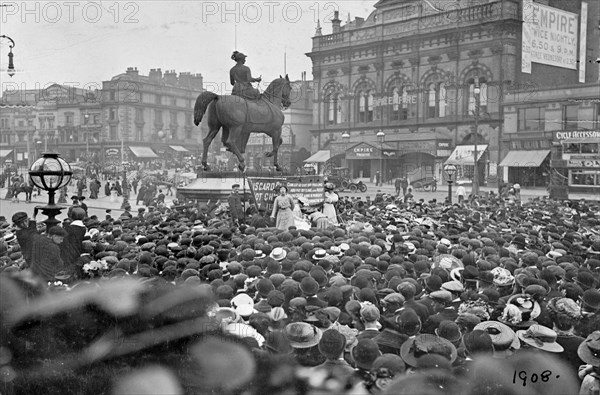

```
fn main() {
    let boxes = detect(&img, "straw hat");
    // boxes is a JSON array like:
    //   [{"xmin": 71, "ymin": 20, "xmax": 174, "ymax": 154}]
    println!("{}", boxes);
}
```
[{"xmin": 516, "ymin": 325, "xmax": 564, "ymax": 353}]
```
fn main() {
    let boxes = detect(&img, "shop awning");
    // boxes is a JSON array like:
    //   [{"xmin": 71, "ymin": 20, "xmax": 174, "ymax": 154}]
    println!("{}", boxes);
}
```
[
  {"xmin": 169, "ymin": 145, "xmax": 189, "ymax": 152},
  {"xmin": 444, "ymin": 145, "xmax": 488, "ymax": 166},
  {"xmin": 499, "ymin": 150, "xmax": 550, "ymax": 167},
  {"xmin": 0, "ymin": 149, "xmax": 14, "ymax": 159},
  {"xmin": 304, "ymin": 150, "xmax": 331, "ymax": 163},
  {"xmin": 129, "ymin": 146, "xmax": 159, "ymax": 159}
]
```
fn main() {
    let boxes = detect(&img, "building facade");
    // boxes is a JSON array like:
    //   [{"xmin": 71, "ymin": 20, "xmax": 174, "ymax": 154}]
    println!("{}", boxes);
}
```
[
  {"xmin": 502, "ymin": 83, "xmax": 600, "ymax": 193},
  {"xmin": 0, "ymin": 68, "xmax": 204, "ymax": 171},
  {"xmin": 305, "ymin": 0, "xmax": 599, "ymax": 184}
]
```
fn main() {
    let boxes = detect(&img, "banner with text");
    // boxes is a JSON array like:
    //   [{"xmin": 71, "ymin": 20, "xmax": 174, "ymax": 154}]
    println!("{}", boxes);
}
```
[
  {"xmin": 522, "ymin": 0, "xmax": 579, "ymax": 72},
  {"xmin": 247, "ymin": 176, "xmax": 325, "ymax": 211}
]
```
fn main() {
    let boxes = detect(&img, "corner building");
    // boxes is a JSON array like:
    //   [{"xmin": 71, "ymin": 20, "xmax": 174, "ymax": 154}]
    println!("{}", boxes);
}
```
[{"xmin": 306, "ymin": 0, "xmax": 599, "ymax": 185}]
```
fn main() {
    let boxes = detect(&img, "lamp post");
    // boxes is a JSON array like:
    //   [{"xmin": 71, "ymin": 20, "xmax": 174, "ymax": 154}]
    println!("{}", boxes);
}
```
[
  {"xmin": 472, "ymin": 80, "xmax": 481, "ymax": 195},
  {"xmin": 444, "ymin": 164, "xmax": 457, "ymax": 204},
  {"xmin": 84, "ymin": 113, "xmax": 90, "ymax": 159},
  {"xmin": 376, "ymin": 130, "xmax": 385, "ymax": 186},
  {"xmin": 0, "ymin": 35, "xmax": 16, "ymax": 77},
  {"xmin": 342, "ymin": 131, "xmax": 350, "ymax": 168},
  {"xmin": 29, "ymin": 152, "xmax": 73, "ymax": 229}
]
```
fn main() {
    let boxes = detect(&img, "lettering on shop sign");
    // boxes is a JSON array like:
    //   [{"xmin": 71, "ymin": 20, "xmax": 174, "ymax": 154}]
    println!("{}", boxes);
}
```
[
  {"xmin": 354, "ymin": 147, "xmax": 374, "ymax": 153},
  {"xmin": 372, "ymin": 95, "xmax": 418, "ymax": 107},
  {"xmin": 568, "ymin": 159, "xmax": 600, "ymax": 168},
  {"xmin": 555, "ymin": 131, "xmax": 600, "ymax": 140},
  {"xmin": 105, "ymin": 148, "xmax": 120, "ymax": 157}
]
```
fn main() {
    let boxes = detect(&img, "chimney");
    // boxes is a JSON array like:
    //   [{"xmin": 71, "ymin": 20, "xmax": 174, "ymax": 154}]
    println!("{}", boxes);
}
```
[
  {"xmin": 149, "ymin": 68, "xmax": 162, "ymax": 83},
  {"xmin": 190, "ymin": 73, "xmax": 203, "ymax": 91},
  {"xmin": 126, "ymin": 67, "xmax": 139, "ymax": 77},
  {"xmin": 164, "ymin": 70, "xmax": 177, "ymax": 86},
  {"xmin": 331, "ymin": 11, "xmax": 341, "ymax": 33},
  {"xmin": 178, "ymin": 72, "xmax": 192, "ymax": 87}
]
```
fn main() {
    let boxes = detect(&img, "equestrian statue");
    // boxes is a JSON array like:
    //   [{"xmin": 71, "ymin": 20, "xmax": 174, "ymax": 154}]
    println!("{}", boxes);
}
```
[{"xmin": 193, "ymin": 50, "xmax": 292, "ymax": 172}]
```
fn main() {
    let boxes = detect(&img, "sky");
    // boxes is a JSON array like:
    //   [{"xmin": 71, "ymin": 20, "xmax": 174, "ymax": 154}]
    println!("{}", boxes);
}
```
[{"xmin": 0, "ymin": 1, "xmax": 376, "ymax": 95}]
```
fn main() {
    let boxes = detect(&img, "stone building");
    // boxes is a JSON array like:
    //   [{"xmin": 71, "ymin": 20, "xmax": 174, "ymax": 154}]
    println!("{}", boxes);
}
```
[{"xmin": 306, "ymin": 0, "xmax": 599, "ymax": 185}]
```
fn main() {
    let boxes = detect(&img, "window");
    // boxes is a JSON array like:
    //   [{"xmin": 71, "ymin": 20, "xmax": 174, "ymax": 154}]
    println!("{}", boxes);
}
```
[
  {"xmin": 357, "ymin": 89, "xmax": 374, "ymax": 123},
  {"xmin": 0, "ymin": 118, "xmax": 8, "ymax": 128},
  {"xmin": 65, "ymin": 113, "xmax": 74, "ymax": 126},
  {"xmin": 563, "ymin": 142, "xmax": 600, "ymax": 154},
  {"xmin": 83, "ymin": 114, "xmax": 89, "ymax": 125},
  {"xmin": 155, "ymin": 110, "xmax": 163, "ymax": 123},
  {"xmin": 324, "ymin": 89, "xmax": 339, "ymax": 125},
  {"xmin": 466, "ymin": 78, "xmax": 488, "ymax": 115},
  {"xmin": 186, "ymin": 128, "xmax": 192, "ymax": 140},
  {"xmin": 170, "ymin": 111, "xmax": 178, "ymax": 125},
  {"xmin": 109, "ymin": 108, "xmax": 117, "ymax": 121},
  {"xmin": 93, "ymin": 115, "xmax": 100, "ymax": 125},
  {"xmin": 570, "ymin": 170, "xmax": 600, "ymax": 187},
  {"xmin": 155, "ymin": 95, "xmax": 162, "ymax": 105},
  {"xmin": 426, "ymin": 82, "xmax": 447, "ymax": 118},
  {"xmin": 18, "ymin": 120, "xmax": 24, "ymax": 127},
  {"xmin": 562, "ymin": 104, "xmax": 578, "ymax": 129},
  {"xmin": 110, "ymin": 91, "xmax": 116, "ymax": 101},
  {"xmin": 109, "ymin": 125, "xmax": 117, "ymax": 140},
  {"xmin": 171, "ymin": 97, "xmax": 176, "ymax": 106},
  {"xmin": 518, "ymin": 107, "xmax": 545, "ymax": 131},
  {"xmin": 136, "ymin": 127, "xmax": 143, "ymax": 141},
  {"xmin": 390, "ymin": 86, "xmax": 408, "ymax": 121},
  {"xmin": 136, "ymin": 108, "xmax": 144, "ymax": 122}
]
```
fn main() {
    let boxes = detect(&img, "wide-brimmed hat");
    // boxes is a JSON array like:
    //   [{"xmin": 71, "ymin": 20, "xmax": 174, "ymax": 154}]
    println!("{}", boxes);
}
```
[
  {"xmin": 284, "ymin": 322, "xmax": 322, "ymax": 349},
  {"xmin": 400, "ymin": 334, "xmax": 457, "ymax": 367},
  {"xmin": 224, "ymin": 323, "xmax": 265, "ymax": 347},
  {"xmin": 269, "ymin": 247, "xmax": 287, "ymax": 261},
  {"xmin": 491, "ymin": 267, "xmax": 514, "ymax": 287},
  {"xmin": 312, "ymin": 249, "xmax": 328, "ymax": 260},
  {"xmin": 254, "ymin": 250, "xmax": 266, "ymax": 259},
  {"xmin": 498, "ymin": 293, "xmax": 540, "ymax": 328},
  {"xmin": 516, "ymin": 325, "xmax": 563, "ymax": 353},
  {"xmin": 474, "ymin": 321, "xmax": 520, "ymax": 358},
  {"xmin": 578, "ymin": 331, "xmax": 600, "ymax": 366}
]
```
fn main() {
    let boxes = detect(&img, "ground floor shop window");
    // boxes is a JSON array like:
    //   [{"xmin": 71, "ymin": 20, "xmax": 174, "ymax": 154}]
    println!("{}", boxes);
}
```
[{"xmin": 570, "ymin": 170, "xmax": 600, "ymax": 187}]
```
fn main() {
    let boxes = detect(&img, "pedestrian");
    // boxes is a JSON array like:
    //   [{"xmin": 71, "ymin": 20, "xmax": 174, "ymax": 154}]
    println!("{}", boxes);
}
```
[
  {"xmin": 401, "ymin": 177, "xmax": 409, "ymax": 196},
  {"xmin": 456, "ymin": 183, "xmax": 466, "ymax": 204},
  {"xmin": 394, "ymin": 178, "xmax": 402, "ymax": 197},
  {"xmin": 132, "ymin": 178, "xmax": 138, "ymax": 194},
  {"xmin": 228, "ymin": 184, "xmax": 244, "ymax": 226},
  {"xmin": 30, "ymin": 226, "xmax": 67, "ymax": 282},
  {"xmin": 271, "ymin": 185, "xmax": 294, "ymax": 230},
  {"xmin": 322, "ymin": 183, "xmax": 339, "ymax": 226}
]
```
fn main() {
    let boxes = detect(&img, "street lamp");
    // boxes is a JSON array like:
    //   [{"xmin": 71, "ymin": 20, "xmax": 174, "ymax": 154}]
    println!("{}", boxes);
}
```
[
  {"xmin": 0, "ymin": 35, "xmax": 16, "ymax": 77},
  {"xmin": 342, "ymin": 131, "xmax": 350, "ymax": 167},
  {"xmin": 376, "ymin": 130, "xmax": 385, "ymax": 186},
  {"xmin": 84, "ymin": 113, "xmax": 90, "ymax": 159},
  {"xmin": 472, "ymin": 80, "xmax": 481, "ymax": 195},
  {"xmin": 29, "ymin": 152, "xmax": 73, "ymax": 229},
  {"xmin": 444, "ymin": 164, "xmax": 457, "ymax": 204}
]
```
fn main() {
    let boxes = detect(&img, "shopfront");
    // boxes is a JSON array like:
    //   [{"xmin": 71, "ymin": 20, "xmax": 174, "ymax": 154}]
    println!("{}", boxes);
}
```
[
  {"xmin": 499, "ymin": 150, "xmax": 551, "ymax": 187},
  {"xmin": 445, "ymin": 145, "xmax": 489, "ymax": 184},
  {"xmin": 554, "ymin": 130, "xmax": 600, "ymax": 191},
  {"xmin": 345, "ymin": 142, "xmax": 396, "ymax": 181}
]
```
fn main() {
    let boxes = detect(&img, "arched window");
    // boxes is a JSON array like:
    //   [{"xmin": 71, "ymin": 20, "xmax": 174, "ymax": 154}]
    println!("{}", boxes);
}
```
[
  {"xmin": 466, "ymin": 77, "xmax": 488, "ymax": 115},
  {"xmin": 356, "ymin": 88, "xmax": 374, "ymax": 123},
  {"xmin": 324, "ymin": 88, "xmax": 338, "ymax": 125},
  {"xmin": 390, "ymin": 86, "xmax": 408, "ymax": 121},
  {"xmin": 426, "ymin": 81, "xmax": 447, "ymax": 119}
]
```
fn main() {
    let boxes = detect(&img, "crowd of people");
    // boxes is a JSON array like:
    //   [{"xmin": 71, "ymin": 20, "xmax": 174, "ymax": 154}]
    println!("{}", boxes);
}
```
[{"xmin": 0, "ymin": 181, "xmax": 599, "ymax": 395}]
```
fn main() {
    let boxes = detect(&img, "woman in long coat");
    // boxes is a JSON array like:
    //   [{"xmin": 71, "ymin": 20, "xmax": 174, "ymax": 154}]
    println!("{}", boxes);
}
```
[
  {"xmin": 271, "ymin": 186, "xmax": 295, "ymax": 230},
  {"xmin": 322, "ymin": 183, "xmax": 339, "ymax": 225}
]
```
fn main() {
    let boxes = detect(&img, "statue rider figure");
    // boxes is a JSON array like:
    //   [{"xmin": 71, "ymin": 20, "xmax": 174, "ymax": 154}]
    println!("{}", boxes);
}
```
[{"xmin": 230, "ymin": 51, "xmax": 262, "ymax": 100}]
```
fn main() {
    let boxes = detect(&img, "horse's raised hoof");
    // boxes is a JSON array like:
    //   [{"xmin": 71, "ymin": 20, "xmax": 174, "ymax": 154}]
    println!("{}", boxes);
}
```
[
  {"xmin": 274, "ymin": 165, "xmax": 282, "ymax": 172},
  {"xmin": 202, "ymin": 163, "xmax": 211, "ymax": 171},
  {"xmin": 238, "ymin": 164, "xmax": 246, "ymax": 172}
]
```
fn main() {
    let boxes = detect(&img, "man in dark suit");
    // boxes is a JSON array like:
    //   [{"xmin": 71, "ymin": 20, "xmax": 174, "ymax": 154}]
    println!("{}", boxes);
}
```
[
  {"xmin": 60, "ymin": 207, "xmax": 87, "ymax": 280},
  {"xmin": 228, "ymin": 184, "xmax": 244, "ymax": 226},
  {"xmin": 421, "ymin": 290, "xmax": 458, "ymax": 334}
]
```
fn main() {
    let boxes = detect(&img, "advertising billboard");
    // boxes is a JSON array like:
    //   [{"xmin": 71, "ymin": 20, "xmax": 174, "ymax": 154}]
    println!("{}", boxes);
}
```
[{"xmin": 522, "ymin": 0, "xmax": 579, "ymax": 72}]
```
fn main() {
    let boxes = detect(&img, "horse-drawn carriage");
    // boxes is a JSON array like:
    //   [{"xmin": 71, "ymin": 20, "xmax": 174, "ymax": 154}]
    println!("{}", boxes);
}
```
[{"xmin": 411, "ymin": 177, "xmax": 438, "ymax": 192}]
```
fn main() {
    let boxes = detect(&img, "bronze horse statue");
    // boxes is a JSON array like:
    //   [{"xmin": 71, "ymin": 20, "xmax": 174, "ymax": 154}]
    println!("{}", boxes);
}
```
[{"xmin": 194, "ymin": 75, "xmax": 292, "ymax": 172}]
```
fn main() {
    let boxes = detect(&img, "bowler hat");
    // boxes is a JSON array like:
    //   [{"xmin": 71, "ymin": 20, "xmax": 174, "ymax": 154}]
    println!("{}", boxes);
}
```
[
  {"xmin": 318, "ymin": 329, "xmax": 346, "ymax": 359},
  {"xmin": 578, "ymin": 331, "xmax": 600, "ymax": 366},
  {"xmin": 352, "ymin": 339, "xmax": 381, "ymax": 370}
]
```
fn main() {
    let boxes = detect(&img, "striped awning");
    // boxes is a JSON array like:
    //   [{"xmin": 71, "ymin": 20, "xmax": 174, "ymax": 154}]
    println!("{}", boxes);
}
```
[
  {"xmin": 304, "ymin": 150, "xmax": 331, "ymax": 163},
  {"xmin": 499, "ymin": 150, "xmax": 550, "ymax": 167},
  {"xmin": 0, "ymin": 149, "xmax": 14, "ymax": 159},
  {"xmin": 169, "ymin": 145, "xmax": 189, "ymax": 152},
  {"xmin": 444, "ymin": 145, "xmax": 488, "ymax": 166},
  {"xmin": 129, "ymin": 146, "xmax": 159, "ymax": 159}
]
